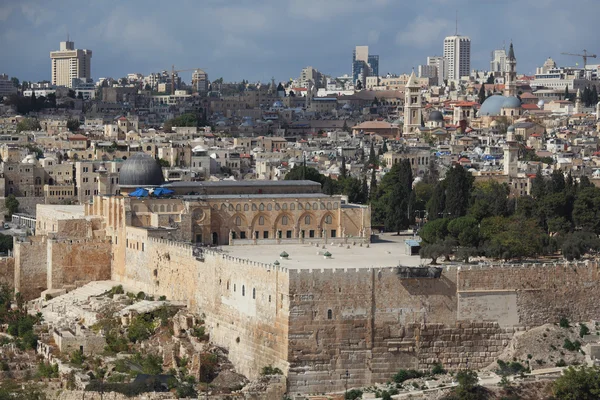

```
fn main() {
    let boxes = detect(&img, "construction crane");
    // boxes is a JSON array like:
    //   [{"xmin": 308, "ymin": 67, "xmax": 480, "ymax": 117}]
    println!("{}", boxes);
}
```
[
  {"xmin": 170, "ymin": 65, "xmax": 203, "ymax": 95},
  {"xmin": 561, "ymin": 50, "xmax": 597, "ymax": 67}
]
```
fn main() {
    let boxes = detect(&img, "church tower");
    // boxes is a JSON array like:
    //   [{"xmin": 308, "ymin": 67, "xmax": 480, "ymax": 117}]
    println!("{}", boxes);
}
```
[
  {"xmin": 596, "ymin": 100, "xmax": 600, "ymax": 120},
  {"xmin": 403, "ymin": 71, "xmax": 422, "ymax": 135},
  {"xmin": 574, "ymin": 88, "xmax": 583, "ymax": 114},
  {"xmin": 504, "ymin": 125, "xmax": 518, "ymax": 177},
  {"xmin": 504, "ymin": 42, "xmax": 517, "ymax": 97}
]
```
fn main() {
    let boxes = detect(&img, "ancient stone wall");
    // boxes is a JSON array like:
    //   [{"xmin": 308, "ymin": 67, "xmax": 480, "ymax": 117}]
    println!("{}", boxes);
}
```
[
  {"xmin": 457, "ymin": 261, "xmax": 600, "ymax": 326},
  {"xmin": 0, "ymin": 257, "xmax": 14, "ymax": 288},
  {"xmin": 13, "ymin": 236, "xmax": 47, "ymax": 300},
  {"xmin": 118, "ymin": 236, "xmax": 291, "ymax": 380},
  {"xmin": 47, "ymin": 238, "xmax": 112, "ymax": 290},
  {"xmin": 286, "ymin": 266, "xmax": 461, "ymax": 394}
]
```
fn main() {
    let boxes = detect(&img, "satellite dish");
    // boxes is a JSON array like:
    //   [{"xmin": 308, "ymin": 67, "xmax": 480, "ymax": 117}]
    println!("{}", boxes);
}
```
[{"xmin": 537, "ymin": 99, "xmax": 545, "ymax": 108}]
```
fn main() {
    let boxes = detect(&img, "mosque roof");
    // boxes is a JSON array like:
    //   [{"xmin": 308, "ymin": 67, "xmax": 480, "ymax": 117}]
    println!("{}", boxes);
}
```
[{"xmin": 119, "ymin": 152, "xmax": 165, "ymax": 187}]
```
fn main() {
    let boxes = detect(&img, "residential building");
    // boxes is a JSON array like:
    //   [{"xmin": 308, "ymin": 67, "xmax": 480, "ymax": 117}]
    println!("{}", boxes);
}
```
[
  {"xmin": 192, "ymin": 69, "xmax": 209, "ymax": 94},
  {"xmin": 443, "ymin": 35, "xmax": 471, "ymax": 80},
  {"xmin": 0, "ymin": 74, "xmax": 17, "ymax": 98},
  {"xmin": 50, "ymin": 40, "xmax": 92, "ymax": 88},
  {"xmin": 427, "ymin": 56, "xmax": 447, "ymax": 82}
]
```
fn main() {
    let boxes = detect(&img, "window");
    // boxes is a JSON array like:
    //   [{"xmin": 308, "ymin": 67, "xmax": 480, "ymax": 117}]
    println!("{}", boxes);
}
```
[
  {"xmin": 325, "ymin": 215, "xmax": 332, "ymax": 224},
  {"xmin": 313, "ymin": 203, "xmax": 318, "ymax": 210},
  {"xmin": 259, "ymin": 204, "xmax": 264, "ymax": 211},
  {"xmin": 259, "ymin": 216, "xmax": 265, "ymax": 226},
  {"xmin": 234, "ymin": 284, "xmax": 236, "ymax": 292},
  {"xmin": 331, "ymin": 229, "xmax": 337, "ymax": 238},
  {"xmin": 235, "ymin": 217, "xmax": 241, "ymax": 226},
  {"xmin": 244, "ymin": 204, "xmax": 249, "ymax": 211},
  {"xmin": 309, "ymin": 230, "xmax": 315, "ymax": 238},
  {"xmin": 236, "ymin": 204, "xmax": 241, "ymax": 211},
  {"xmin": 305, "ymin": 203, "xmax": 310, "ymax": 210},
  {"xmin": 252, "ymin": 288, "xmax": 256, "ymax": 299},
  {"xmin": 240, "ymin": 232, "xmax": 246, "ymax": 239},
  {"xmin": 252, "ymin": 204, "xmax": 257, "ymax": 211},
  {"xmin": 291, "ymin": 203, "xmax": 295, "ymax": 210},
  {"xmin": 304, "ymin": 215, "xmax": 311, "ymax": 225},
  {"xmin": 286, "ymin": 230, "xmax": 292, "ymax": 238},
  {"xmin": 227, "ymin": 281, "xmax": 230, "ymax": 290},
  {"xmin": 282, "ymin": 203, "xmax": 287, "ymax": 211},
  {"xmin": 282, "ymin": 216, "xmax": 288, "ymax": 225},
  {"xmin": 327, "ymin": 309, "xmax": 333, "ymax": 320},
  {"xmin": 268, "ymin": 295, "xmax": 271, "ymax": 302},
  {"xmin": 242, "ymin": 286, "xmax": 245, "ymax": 296},
  {"xmin": 263, "ymin": 231, "xmax": 268, "ymax": 239}
]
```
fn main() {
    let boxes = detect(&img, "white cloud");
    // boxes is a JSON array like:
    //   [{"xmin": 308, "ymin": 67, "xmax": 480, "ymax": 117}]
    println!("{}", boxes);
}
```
[{"xmin": 395, "ymin": 16, "xmax": 453, "ymax": 47}]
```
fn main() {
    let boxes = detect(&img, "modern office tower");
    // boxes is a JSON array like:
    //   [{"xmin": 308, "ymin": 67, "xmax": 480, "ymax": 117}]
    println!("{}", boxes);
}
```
[
  {"xmin": 443, "ymin": 35, "xmax": 470, "ymax": 80},
  {"xmin": 50, "ymin": 40, "xmax": 92, "ymax": 88}
]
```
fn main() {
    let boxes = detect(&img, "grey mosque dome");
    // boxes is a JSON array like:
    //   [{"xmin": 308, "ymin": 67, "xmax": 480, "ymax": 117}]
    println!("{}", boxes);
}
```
[
  {"xmin": 479, "ymin": 95, "xmax": 506, "ymax": 116},
  {"xmin": 428, "ymin": 110, "xmax": 444, "ymax": 122},
  {"xmin": 119, "ymin": 152, "xmax": 165, "ymax": 187},
  {"xmin": 507, "ymin": 125, "xmax": 516, "ymax": 132},
  {"xmin": 502, "ymin": 96, "xmax": 521, "ymax": 108}
]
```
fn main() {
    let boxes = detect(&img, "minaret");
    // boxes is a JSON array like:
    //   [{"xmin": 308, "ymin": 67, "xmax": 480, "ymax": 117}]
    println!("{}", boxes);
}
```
[
  {"xmin": 574, "ymin": 89, "xmax": 583, "ymax": 114},
  {"xmin": 504, "ymin": 42, "xmax": 517, "ymax": 97},
  {"xmin": 403, "ymin": 70, "xmax": 422, "ymax": 135},
  {"xmin": 504, "ymin": 125, "xmax": 518, "ymax": 177}
]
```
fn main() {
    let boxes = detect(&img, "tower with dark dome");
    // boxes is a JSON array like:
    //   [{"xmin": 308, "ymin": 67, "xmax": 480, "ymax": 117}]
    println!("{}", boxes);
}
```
[{"xmin": 118, "ymin": 152, "xmax": 165, "ymax": 194}]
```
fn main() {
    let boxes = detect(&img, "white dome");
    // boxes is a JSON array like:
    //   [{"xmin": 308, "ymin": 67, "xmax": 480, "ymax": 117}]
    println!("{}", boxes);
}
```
[
  {"xmin": 21, "ymin": 154, "xmax": 37, "ymax": 164},
  {"xmin": 192, "ymin": 145, "xmax": 207, "ymax": 152}
]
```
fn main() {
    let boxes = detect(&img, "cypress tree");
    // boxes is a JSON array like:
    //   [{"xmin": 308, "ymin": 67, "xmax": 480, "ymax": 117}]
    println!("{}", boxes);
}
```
[
  {"xmin": 592, "ymin": 85, "xmax": 598, "ymax": 105},
  {"xmin": 531, "ymin": 167, "xmax": 546, "ymax": 199},
  {"xmin": 478, "ymin": 83, "xmax": 486, "ymax": 104},
  {"xmin": 340, "ymin": 155, "xmax": 347, "ymax": 179},
  {"xmin": 368, "ymin": 142, "xmax": 377, "ymax": 167},
  {"xmin": 361, "ymin": 175, "xmax": 369, "ymax": 204},
  {"xmin": 564, "ymin": 85, "xmax": 570, "ymax": 101},
  {"xmin": 444, "ymin": 165, "xmax": 473, "ymax": 218},
  {"xmin": 369, "ymin": 168, "xmax": 377, "ymax": 201}
]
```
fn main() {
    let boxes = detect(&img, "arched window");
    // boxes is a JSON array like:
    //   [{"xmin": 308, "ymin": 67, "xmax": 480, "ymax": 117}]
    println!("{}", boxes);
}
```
[
  {"xmin": 327, "ymin": 309, "xmax": 333, "ymax": 320},
  {"xmin": 327, "ymin": 202, "xmax": 332, "ymax": 210},
  {"xmin": 320, "ymin": 203, "xmax": 325, "ymax": 210},
  {"xmin": 282, "ymin": 203, "xmax": 287, "ymax": 210},
  {"xmin": 235, "ymin": 216, "xmax": 241, "ymax": 226},
  {"xmin": 259, "ymin": 216, "xmax": 265, "ymax": 225},
  {"xmin": 229, "ymin": 204, "xmax": 234, "ymax": 211},
  {"xmin": 313, "ymin": 203, "xmax": 318, "ymax": 210},
  {"xmin": 242, "ymin": 285, "xmax": 245, "ymax": 296},
  {"xmin": 268, "ymin": 295, "xmax": 271, "ymax": 302},
  {"xmin": 160, "ymin": 205, "xmax": 165, "ymax": 212},
  {"xmin": 305, "ymin": 203, "xmax": 311, "ymax": 210},
  {"xmin": 282, "ymin": 216, "xmax": 288, "ymax": 225},
  {"xmin": 259, "ymin": 203, "xmax": 265, "ymax": 211},
  {"xmin": 213, "ymin": 204, "xmax": 219, "ymax": 210},
  {"xmin": 236, "ymin": 204, "xmax": 241, "ymax": 211},
  {"xmin": 333, "ymin": 203, "xmax": 338, "ymax": 210},
  {"xmin": 304, "ymin": 215, "xmax": 311, "ymax": 225},
  {"xmin": 252, "ymin": 204, "xmax": 257, "ymax": 211},
  {"xmin": 295, "ymin": 203, "xmax": 299, "ymax": 210},
  {"xmin": 267, "ymin": 204, "xmax": 272, "ymax": 211},
  {"xmin": 244, "ymin": 204, "xmax": 249, "ymax": 211},
  {"xmin": 275, "ymin": 203, "xmax": 280, "ymax": 211},
  {"xmin": 252, "ymin": 288, "xmax": 256, "ymax": 299},
  {"xmin": 325, "ymin": 215, "xmax": 332, "ymax": 224}
]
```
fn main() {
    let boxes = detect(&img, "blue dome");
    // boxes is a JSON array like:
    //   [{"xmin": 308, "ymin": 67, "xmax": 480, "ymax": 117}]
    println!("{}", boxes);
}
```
[
  {"xmin": 502, "ymin": 96, "xmax": 521, "ymax": 108},
  {"xmin": 479, "ymin": 95, "xmax": 506, "ymax": 116},
  {"xmin": 507, "ymin": 125, "xmax": 515, "ymax": 132}
]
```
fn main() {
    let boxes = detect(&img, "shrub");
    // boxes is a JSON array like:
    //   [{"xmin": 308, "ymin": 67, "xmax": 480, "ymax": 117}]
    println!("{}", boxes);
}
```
[
  {"xmin": 553, "ymin": 366, "xmax": 600, "ymax": 399},
  {"xmin": 496, "ymin": 360, "xmax": 528, "ymax": 376},
  {"xmin": 381, "ymin": 391, "xmax": 392, "ymax": 400},
  {"xmin": 559, "ymin": 317, "xmax": 570, "ymax": 328},
  {"xmin": 136, "ymin": 291, "xmax": 146, "ymax": 300},
  {"xmin": 261, "ymin": 365, "xmax": 283, "ymax": 375},
  {"xmin": 393, "ymin": 369, "xmax": 423, "ymax": 383},
  {"xmin": 556, "ymin": 359, "xmax": 567, "ymax": 367},
  {"xmin": 580, "ymin": 323, "xmax": 590, "ymax": 338},
  {"xmin": 431, "ymin": 362, "xmax": 446, "ymax": 375},
  {"xmin": 37, "ymin": 361, "xmax": 59, "ymax": 378},
  {"xmin": 345, "ymin": 389, "xmax": 363, "ymax": 400},
  {"xmin": 199, "ymin": 352, "xmax": 218, "ymax": 382},
  {"xmin": 127, "ymin": 315, "xmax": 153, "ymax": 343},
  {"xmin": 563, "ymin": 339, "xmax": 581, "ymax": 352},
  {"xmin": 71, "ymin": 349, "xmax": 85, "ymax": 366},
  {"xmin": 191, "ymin": 326, "xmax": 207, "ymax": 340},
  {"xmin": 158, "ymin": 295, "xmax": 166, "ymax": 301}
]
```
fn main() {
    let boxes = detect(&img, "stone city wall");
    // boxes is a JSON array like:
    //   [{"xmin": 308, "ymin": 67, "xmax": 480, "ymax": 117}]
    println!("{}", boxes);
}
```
[
  {"xmin": 13, "ymin": 236, "xmax": 47, "ymax": 300},
  {"xmin": 119, "ymin": 236, "xmax": 291, "ymax": 380},
  {"xmin": 47, "ymin": 238, "xmax": 112, "ymax": 290},
  {"xmin": 286, "ymin": 266, "xmax": 461, "ymax": 394},
  {"xmin": 457, "ymin": 261, "xmax": 600, "ymax": 326},
  {"xmin": 0, "ymin": 257, "xmax": 14, "ymax": 289}
]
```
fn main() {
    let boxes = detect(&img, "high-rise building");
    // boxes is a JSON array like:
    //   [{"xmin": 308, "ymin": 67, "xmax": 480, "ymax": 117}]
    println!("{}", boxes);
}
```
[
  {"xmin": 0, "ymin": 74, "xmax": 17, "ymax": 98},
  {"xmin": 490, "ymin": 48, "xmax": 507, "ymax": 74},
  {"xmin": 352, "ymin": 46, "xmax": 379, "ymax": 86},
  {"xmin": 443, "ymin": 35, "xmax": 470, "ymax": 80},
  {"xmin": 192, "ymin": 69, "xmax": 209, "ymax": 94},
  {"xmin": 50, "ymin": 40, "xmax": 92, "ymax": 88}
]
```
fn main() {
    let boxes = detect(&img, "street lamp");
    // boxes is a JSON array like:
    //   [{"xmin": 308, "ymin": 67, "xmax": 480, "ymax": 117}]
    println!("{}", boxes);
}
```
[{"xmin": 340, "ymin": 369, "xmax": 350, "ymax": 398}]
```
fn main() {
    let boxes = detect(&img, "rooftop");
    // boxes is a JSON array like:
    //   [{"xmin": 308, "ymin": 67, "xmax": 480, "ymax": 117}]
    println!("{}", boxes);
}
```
[{"xmin": 222, "ymin": 233, "xmax": 423, "ymax": 270}]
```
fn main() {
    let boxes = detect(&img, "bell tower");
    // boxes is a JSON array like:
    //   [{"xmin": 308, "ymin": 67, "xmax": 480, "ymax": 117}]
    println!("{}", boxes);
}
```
[
  {"xmin": 504, "ymin": 42, "xmax": 517, "ymax": 97},
  {"xmin": 403, "ymin": 70, "xmax": 422, "ymax": 135}
]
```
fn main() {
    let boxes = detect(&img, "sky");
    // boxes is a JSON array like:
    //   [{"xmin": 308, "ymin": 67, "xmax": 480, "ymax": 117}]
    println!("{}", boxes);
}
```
[{"xmin": 1, "ymin": 0, "xmax": 599, "ymax": 84}]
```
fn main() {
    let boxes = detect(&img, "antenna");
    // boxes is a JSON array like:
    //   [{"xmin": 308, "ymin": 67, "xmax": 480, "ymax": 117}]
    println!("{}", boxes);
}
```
[{"xmin": 455, "ymin": 11, "xmax": 458, "ymax": 35}]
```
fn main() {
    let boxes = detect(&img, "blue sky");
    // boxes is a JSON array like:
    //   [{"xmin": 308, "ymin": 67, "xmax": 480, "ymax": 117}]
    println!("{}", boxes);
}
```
[{"xmin": 1, "ymin": 0, "xmax": 598, "ymax": 84}]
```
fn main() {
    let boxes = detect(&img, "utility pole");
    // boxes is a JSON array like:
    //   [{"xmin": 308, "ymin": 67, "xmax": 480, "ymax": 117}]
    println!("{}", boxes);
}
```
[{"xmin": 340, "ymin": 369, "xmax": 350, "ymax": 398}]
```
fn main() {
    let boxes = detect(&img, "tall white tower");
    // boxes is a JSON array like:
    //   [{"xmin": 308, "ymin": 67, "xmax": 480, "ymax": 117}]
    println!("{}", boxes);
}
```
[
  {"xmin": 504, "ymin": 125, "xmax": 518, "ymax": 177},
  {"xmin": 403, "ymin": 71, "xmax": 422, "ymax": 135},
  {"xmin": 443, "ymin": 35, "xmax": 471, "ymax": 80},
  {"xmin": 504, "ymin": 42, "xmax": 517, "ymax": 97}
]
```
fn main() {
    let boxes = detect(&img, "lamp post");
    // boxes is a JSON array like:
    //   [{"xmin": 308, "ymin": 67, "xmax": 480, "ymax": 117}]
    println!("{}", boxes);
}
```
[{"xmin": 340, "ymin": 369, "xmax": 350, "ymax": 399}]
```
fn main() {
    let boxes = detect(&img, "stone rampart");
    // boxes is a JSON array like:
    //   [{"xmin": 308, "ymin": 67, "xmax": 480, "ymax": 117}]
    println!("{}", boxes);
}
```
[
  {"xmin": 14, "ymin": 236, "xmax": 47, "ymax": 300},
  {"xmin": 0, "ymin": 257, "xmax": 14, "ymax": 288},
  {"xmin": 457, "ymin": 261, "xmax": 600, "ymax": 326}
]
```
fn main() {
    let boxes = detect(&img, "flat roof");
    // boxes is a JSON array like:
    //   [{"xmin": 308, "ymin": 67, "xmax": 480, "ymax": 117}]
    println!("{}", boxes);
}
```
[
  {"xmin": 164, "ymin": 180, "xmax": 321, "ymax": 188},
  {"xmin": 222, "ymin": 234, "xmax": 423, "ymax": 270},
  {"xmin": 37, "ymin": 205, "xmax": 85, "ymax": 219},
  {"xmin": 181, "ymin": 193, "xmax": 341, "ymax": 200}
]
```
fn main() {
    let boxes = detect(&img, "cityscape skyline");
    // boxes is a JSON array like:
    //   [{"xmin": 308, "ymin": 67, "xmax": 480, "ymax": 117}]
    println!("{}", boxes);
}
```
[{"xmin": 1, "ymin": 0, "xmax": 599, "ymax": 84}]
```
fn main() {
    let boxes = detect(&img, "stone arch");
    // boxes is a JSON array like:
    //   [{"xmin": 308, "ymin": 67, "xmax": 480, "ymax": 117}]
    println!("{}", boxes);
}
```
[
  {"xmin": 230, "ymin": 213, "xmax": 248, "ymax": 238},
  {"xmin": 298, "ymin": 211, "xmax": 316, "ymax": 228},
  {"xmin": 274, "ymin": 212, "xmax": 294, "ymax": 233},
  {"xmin": 320, "ymin": 212, "xmax": 337, "ymax": 228},
  {"xmin": 250, "ymin": 213, "xmax": 271, "ymax": 232}
]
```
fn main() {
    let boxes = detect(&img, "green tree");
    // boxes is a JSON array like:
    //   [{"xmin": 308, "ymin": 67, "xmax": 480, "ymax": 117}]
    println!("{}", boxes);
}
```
[
  {"xmin": 10, "ymin": 77, "xmax": 19, "ymax": 88},
  {"xmin": 477, "ymin": 83, "xmax": 486, "ymax": 104},
  {"xmin": 468, "ymin": 180, "xmax": 510, "ymax": 221},
  {"xmin": 340, "ymin": 156, "xmax": 347, "ymax": 179},
  {"xmin": 16, "ymin": 117, "xmax": 41, "ymax": 133},
  {"xmin": 486, "ymin": 73, "xmax": 495, "ymax": 84},
  {"xmin": 531, "ymin": 167, "xmax": 546, "ymax": 199},
  {"xmin": 368, "ymin": 142, "xmax": 377, "ymax": 167},
  {"xmin": 553, "ymin": 366, "xmax": 600, "ymax": 399},
  {"xmin": 66, "ymin": 118, "xmax": 80, "ymax": 132},
  {"xmin": 386, "ymin": 159, "xmax": 413, "ymax": 233},
  {"xmin": 444, "ymin": 165, "xmax": 473, "ymax": 218},
  {"xmin": 285, "ymin": 165, "xmax": 324, "ymax": 185},
  {"xmin": 157, "ymin": 159, "xmax": 170, "ymax": 168},
  {"xmin": 382, "ymin": 141, "xmax": 388, "ymax": 154},
  {"xmin": 564, "ymin": 85, "xmax": 570, "ymax": 101},
  {"xmin": 573, "ymin": 186, "xmax": 600, "ymax": 233},
  {"xmin": 369, "ymin": 168, "xmax": 377, "ymax": 202},
  {"xmin": 5, "ymin": 195, "xmax": 19, "ymax": 217},
  {"xmin": 426, "ymin": 182, "xmax": 446, "ymax": 220}
]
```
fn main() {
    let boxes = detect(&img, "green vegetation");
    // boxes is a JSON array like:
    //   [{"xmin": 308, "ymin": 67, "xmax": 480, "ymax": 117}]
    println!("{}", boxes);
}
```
[
  {"xmin": 261, "ymin": 365, "xmax": 283, "ymax": 375},
  {"xmin": 418, "ymin": 167, "xmax": 600, "ymax": 262},
  {"xmin": 15, "ymin": 117, "xmax": 41, "ymax": 133},
  {"xmin": 0, "ymin": 286, "xmax": 40, "ymax": 350},
  {"xmin": 199, "ymin": 352, "xmax": 218, "ymax": 382},
  {"xmin": 285, "ymin": 165, "xmax": 369, "ymax": 204},
  {"xmin": 66, "ymin": 118, "xmax": 80, "ymax": 132},
  {"xmin": 431, "ymin": 362, "xmax": 447, "ymax": 375},
  {"xmin": 37, "ymin": 361, "xmax": 59, "ymax": 378},
  {"xmin": 157, "ymin": 159, "xmax": 170, "ymax": 168},
  {"xmin": 559, "ymin": 317, "xmax": 570, "ymax": 328},
  {"xmin": 5, "ymin": 194, "xmax": 19, "ymax": 217},
  {"xmin": 0, "ymin": 382, "xmax": 47, "ymax": 399},
  {"xmin": 443, "ymin": 369, "xmax": 484, "ymax": 400},
  {"xmin": 496, "ymin": 360, "xmax": 528, "ymax": 376},
  {"xmin": 563, "ymin": 338, "xmax": 582, "ymax": 352},
  {"xmin": 553, "ymin": 366, "xmax": 600, "ymax": 399},
  {"xmin": 371, "ymin": 159, "xmax": 414, "ymax": 234},
  {"xmin": 163, "ymin": 113, "xmax": 206, "ymax": 132},
  {"xmin": 132, "ymin": 352, "xmax": 163, "ymax": 375},
  {"xmin": 345, "ymin": 389, "xmax": 363, "ymax": 400},
  {"xmin": 0, "ymin": 233, "xmax": 13, "ymax": 254},
  {"xmin": 393, "ymin": 369, "xmax": 423, "ymax": 383},
  {"xmin": 580, "ymin": 323, "xmax": 590, "ymax": 338},
  {"xmin": 127, "ymin": 314, "xmax": 154, "ymax": 343},
  {"xmin": 70, "ymin": 349, "xmax": 85, "ymax": 366}
]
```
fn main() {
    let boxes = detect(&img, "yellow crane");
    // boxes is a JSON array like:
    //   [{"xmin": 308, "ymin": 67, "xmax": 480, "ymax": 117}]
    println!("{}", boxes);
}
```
[
  {"xmin": 561, "ymin": 50, "xmax": 597, "ymax": 67},
  {"xmin": 170, "ymin": 66, "xmax": 203, "ymax": 95}
]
